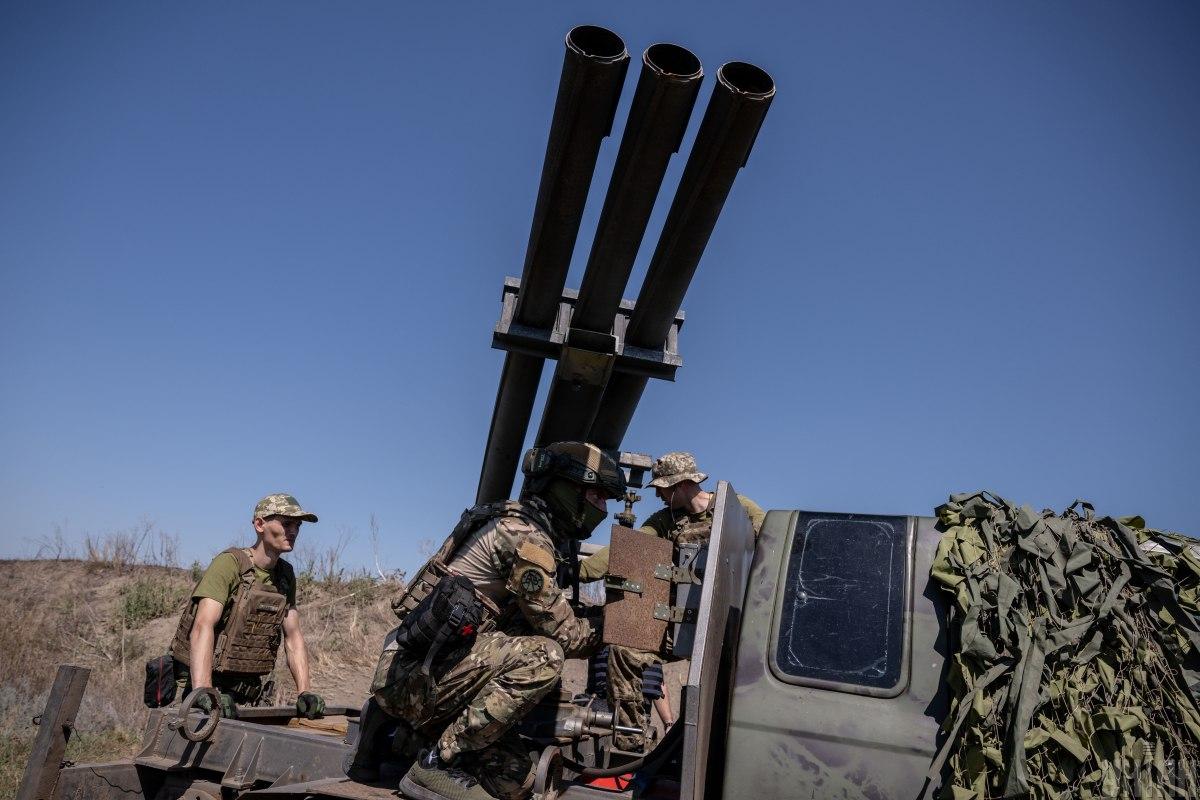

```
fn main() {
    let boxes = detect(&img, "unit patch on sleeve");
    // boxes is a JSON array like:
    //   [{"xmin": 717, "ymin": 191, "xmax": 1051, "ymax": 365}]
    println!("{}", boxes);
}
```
[{"xmin": 520, "ymin": 568, "xmax": 544, "ymax": 594}]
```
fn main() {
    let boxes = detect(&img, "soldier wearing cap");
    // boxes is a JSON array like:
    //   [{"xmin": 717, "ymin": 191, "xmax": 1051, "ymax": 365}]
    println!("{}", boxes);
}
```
[
  {"xmin": 579, "ymin": 451, "xmax": 764, "ymax": 752},
  {"xmin": 169, "ymin": 493, "xmax": 325, "ymax": 720}
]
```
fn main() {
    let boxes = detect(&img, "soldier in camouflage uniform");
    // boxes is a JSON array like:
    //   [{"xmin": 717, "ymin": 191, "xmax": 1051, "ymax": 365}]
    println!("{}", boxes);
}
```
[
  {"xmin": 360, "ymin": 442, "xmax": 625, "ymax": 800},
  {"xmin": 579, "ymin": 451, "xmax": 764, "ymax": 752},
  {"xmin": 170, "ymin": 493, "xmax": 325, "ymax": 720}
]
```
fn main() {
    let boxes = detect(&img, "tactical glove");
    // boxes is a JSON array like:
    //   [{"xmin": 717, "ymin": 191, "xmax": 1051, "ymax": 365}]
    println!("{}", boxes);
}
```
[
  {"xmin": 195, "ymin": 690, "xmax": 237, "ymax": 719},
  {"xmin": 296, "ymin": 691, "xmax": 326, "ymax": 719}
]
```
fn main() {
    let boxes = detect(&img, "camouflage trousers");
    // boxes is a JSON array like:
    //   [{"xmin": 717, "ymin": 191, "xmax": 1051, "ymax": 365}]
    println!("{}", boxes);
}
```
[
  {"xmin": 606, "ymin": 645, "xmax": 660, "ymax": 752},
  {"xmin": 372, "ymin": 630, "xmax": 564, "ymax": 800}
]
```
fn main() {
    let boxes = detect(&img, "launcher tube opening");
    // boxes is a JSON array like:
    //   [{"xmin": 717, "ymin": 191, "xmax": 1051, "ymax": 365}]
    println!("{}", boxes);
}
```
[
  {"xmin": 717, "ymin": 61, "xmax": 775, "ymax": 97},
  {"xmin": 567, "ymin": 25, "xmax": 627, "ymax": 62},
  {"xmin": 644, "ymin": 43, "xmax": 702, "ymax": 80}
]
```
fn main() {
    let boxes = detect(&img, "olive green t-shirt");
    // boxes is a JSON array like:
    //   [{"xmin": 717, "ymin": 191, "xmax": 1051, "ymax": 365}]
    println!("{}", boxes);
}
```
[{"xmin": 193, "ymin": 551, "xmax": 297, "ymax": 608}]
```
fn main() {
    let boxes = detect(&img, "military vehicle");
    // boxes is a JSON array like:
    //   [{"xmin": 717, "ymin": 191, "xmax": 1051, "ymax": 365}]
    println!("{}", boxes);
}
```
[{"xmin": 18, "ymin": 24, "xmax": 953, "ymax": 800}]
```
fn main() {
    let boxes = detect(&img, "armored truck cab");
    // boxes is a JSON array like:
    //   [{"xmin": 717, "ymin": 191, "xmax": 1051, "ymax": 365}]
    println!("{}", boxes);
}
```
[{"xmin": 701, "ymin": 493, "xmax": 952, "ymax": 799}]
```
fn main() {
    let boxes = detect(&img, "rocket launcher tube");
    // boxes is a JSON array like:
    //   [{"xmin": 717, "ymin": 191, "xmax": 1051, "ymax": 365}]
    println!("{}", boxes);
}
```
[
  {"xmin": 535, "ymin": 42, "xmax": 703, "ymax": 446},
  {"xmin": 476, "ymin": 26, "xmax": 629, "ymax": 504},
  {"xmin": 589, "ymin": 61, "xmax": 775, "ymax": 449}
]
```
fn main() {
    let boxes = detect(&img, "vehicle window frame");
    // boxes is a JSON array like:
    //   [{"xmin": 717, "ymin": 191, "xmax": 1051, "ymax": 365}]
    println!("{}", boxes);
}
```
[{"xmin": 767, "ymin": 511, "xmax": 915, "ymax": 698}]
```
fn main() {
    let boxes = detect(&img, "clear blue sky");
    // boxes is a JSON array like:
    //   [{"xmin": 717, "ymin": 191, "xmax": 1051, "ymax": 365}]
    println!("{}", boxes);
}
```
[{"xmin": 2, "ymin": 2, "xmax": 1197, "ymax": 576}]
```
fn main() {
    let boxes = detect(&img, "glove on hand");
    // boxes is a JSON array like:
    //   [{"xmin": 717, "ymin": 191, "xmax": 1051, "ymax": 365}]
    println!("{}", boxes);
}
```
[
  {"xmin": 296, "ymin": 691, "xmax": 326, "ymax": 719},
  {"xmin": 194, "ymin": 690, "xmax": 237, "ymax": 719}
]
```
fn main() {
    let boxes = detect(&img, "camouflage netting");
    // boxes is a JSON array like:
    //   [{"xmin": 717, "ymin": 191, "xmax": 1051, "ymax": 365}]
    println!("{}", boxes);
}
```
[{"xmin": 929, "ymin": 491, "xmax": 1200, "ymax": 800}]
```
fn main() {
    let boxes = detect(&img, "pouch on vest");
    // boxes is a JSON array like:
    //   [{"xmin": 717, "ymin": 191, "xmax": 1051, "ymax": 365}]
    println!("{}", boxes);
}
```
[
  {"xmin": 144, "ymin": 654, "xmax": 176, "ymax": 708},
  {"xmin": 394, "ymin": 575, "xmax": 484, "ymax": 675}
]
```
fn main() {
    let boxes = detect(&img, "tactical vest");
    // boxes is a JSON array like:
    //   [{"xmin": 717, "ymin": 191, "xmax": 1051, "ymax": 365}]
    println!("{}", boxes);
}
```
[
  {"xmin": 171, "ymin": 548, "xmax": 293, "ymax": 676},
  {"xmin": 390, "ymin": 500, "xmax": 557, "ymax": 631},
  {"xmin": 661, "ymin": 497, "xmax": 718, "ymax": 545}
]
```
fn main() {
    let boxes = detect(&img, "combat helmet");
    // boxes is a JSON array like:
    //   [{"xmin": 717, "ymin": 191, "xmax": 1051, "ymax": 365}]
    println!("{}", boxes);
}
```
[{"xmin": 521, "ymin": 441, "xmax": 626, "ymax": 539}]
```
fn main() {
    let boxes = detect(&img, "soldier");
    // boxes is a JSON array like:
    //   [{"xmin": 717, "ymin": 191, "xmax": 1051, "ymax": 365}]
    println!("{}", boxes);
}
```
[
  {"xmin": 357, "ymin": 441, "xmax": 625, "ymax": 800},
  {"xmin": 579, "ymin": 451, "xmax": 764, "ymax": 752},
  {"xmin": 170, "ymin": 493, "xmax": 325, "ymax": 720}
]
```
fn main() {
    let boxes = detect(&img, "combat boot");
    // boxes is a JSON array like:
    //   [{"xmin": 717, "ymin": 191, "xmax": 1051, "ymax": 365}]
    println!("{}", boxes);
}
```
[{"xmin": 399, "ymin": 749, "xmax": 497, "ymax": 800}]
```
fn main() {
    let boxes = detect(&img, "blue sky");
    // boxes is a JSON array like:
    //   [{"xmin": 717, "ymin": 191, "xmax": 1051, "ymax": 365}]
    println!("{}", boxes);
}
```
[{"xmin": 2, "ymin": 2, "xmax": 1197, "ymax": 576}]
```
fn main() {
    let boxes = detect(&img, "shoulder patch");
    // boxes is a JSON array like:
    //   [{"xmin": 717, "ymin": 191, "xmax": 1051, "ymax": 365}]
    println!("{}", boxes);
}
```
[
  {"xmin": 516, "ymin": 540, "xmax": 556, "ymax": 574},
  {"xmin": 519, "ymin": 568, "xmax": 544, "ymax": 594}
]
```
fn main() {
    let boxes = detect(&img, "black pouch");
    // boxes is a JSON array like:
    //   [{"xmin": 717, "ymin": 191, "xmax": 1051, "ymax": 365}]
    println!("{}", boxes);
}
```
[
  {"xmin": 144, "ymin": 654, "xmax": 177, "ymax": 707},
  {"xmin": 394, "ymin": 575, "xmax": 483, "ymax": 675}
]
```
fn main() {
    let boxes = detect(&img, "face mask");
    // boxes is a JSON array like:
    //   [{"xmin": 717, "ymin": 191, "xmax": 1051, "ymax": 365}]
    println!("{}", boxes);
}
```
[
  {"xmin": 580, "ymin": 501, "xmax": 608, "ymax": 537},
  {"xmin": 543, "ymin": 479, "xmax": 606, "ymax": 539}
]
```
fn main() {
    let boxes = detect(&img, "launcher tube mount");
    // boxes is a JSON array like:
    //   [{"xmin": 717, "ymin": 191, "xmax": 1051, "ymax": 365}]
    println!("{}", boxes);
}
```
[{"xmin": 476, "ymin": 26, "xmax": 629, "ymax": 504}]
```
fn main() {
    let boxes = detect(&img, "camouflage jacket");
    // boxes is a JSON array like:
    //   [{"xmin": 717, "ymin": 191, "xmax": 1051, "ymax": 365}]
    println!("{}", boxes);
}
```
[
  {"xmin": 447, "ymin": 508, "xmax": 599, "ymax": 658},
  {"xmin": 578, "ymin": 493, "xmax": 765, "ymax": 582}
]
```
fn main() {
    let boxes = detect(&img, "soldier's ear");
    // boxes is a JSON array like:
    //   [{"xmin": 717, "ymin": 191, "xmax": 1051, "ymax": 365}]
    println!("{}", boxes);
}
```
[{"xmin": 252, "ymin": 517, "xmax": 267, "ymax": 535}]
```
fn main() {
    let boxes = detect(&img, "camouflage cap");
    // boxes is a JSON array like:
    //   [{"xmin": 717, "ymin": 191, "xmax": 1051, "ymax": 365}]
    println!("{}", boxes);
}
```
[
  {"xmin": 253, "ymin": 493, "xmax": 318, "ymax": 523},
  {"xmin": 648, "ymin": 451, "xmax": 708, "ymax": 489}
]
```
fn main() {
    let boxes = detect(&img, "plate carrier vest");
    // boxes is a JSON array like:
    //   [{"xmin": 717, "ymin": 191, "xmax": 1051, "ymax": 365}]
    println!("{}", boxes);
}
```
[
  {"xmin": 390, "ymin": 500, "xmax": 557, "ymax": 632},
  {"xmin": 171, "ymin": 547, "xmax": 293, "ymax": 676}
]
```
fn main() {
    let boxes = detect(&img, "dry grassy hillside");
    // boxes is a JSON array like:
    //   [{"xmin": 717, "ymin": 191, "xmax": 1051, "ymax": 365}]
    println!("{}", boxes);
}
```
[
  {"xmin": 0, "ymin": 557, "xmax": 405, "ymax": 796},
  {"xmin": 0, "ymin": 554, "xmax": 681, "ymax": 798}
]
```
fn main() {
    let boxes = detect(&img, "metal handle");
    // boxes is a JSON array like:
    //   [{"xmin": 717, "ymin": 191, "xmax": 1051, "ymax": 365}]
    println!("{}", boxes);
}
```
[{"xmin": 169, "ymin": 687, "xmax": 220, "ymax": 742}]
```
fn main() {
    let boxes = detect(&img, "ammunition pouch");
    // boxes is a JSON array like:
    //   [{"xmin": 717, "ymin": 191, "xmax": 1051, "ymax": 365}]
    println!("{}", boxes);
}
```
[
  {"xmin": 391, "ymin": 559, "xmax": 504, "ymax": 635},
  {"xmin": 394, "ymin": 575, "xmax": 484, "ymax": 676}
]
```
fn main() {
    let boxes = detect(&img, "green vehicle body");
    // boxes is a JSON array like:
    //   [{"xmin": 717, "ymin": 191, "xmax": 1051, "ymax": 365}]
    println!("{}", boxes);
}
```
[{"xmin": 717, "ymin": 504, "xmax": 948, "ymax": 799}]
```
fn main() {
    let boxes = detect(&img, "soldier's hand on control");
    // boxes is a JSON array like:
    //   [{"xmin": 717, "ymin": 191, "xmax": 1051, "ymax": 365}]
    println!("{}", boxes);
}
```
[
  {"xmin": 296, "ymin": 691, "xmax": 326, "ymax": 719},
  {"xmin": 194, "ymin": 690, "xmax": 214, "ymax": 714},
  {"xmin": 194, "ymin": 690, "xmax": 237, "ymax": 719}
]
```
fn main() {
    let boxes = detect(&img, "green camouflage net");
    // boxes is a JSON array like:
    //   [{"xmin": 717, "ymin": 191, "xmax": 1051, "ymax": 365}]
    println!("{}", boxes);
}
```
[{"xmin": 929, "ymin": 491, "xmax": 1200, "ymax": 800}]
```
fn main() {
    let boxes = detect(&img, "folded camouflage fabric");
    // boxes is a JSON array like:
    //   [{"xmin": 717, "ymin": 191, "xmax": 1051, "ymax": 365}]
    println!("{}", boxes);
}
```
[{"xmin": 929, "ymin": 491, "xmax": 1200, "ymax": 800}]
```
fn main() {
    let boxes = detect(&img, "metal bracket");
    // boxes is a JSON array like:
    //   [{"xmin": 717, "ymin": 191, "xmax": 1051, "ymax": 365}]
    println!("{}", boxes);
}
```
[
  {"xmin": 653, "ymin": 603, "xmax": 699, "ymax": 624},
  {"xmin": 605, "ymin": 576, "xmax": 643, "ymax": 595},
  {"xmin": 653, "ymin": 563, "xmax": 702, "ymax": 584},
  {"xmin": 493, "ymin": 278, "xmax": 685, "ymax": 380}
]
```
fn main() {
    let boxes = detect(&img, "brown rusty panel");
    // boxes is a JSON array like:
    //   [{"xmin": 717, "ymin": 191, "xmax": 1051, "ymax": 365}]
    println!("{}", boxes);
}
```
[
  {"xmin": 602, "ymin": 525, "xmax": 672, "ymax": 652},
  {"xmin": 17, "ymin": 664, "xmax": 90, "ymax": 800}
]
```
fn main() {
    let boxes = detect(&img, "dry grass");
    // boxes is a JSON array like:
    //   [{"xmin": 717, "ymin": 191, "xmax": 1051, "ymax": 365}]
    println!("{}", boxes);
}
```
[
  {"xmin": 1, "ymin": 728, "xmax": 141, "ymax": 798},
  {"xmin": 0, "ymin": 540, "xmax": 407, "ymax": 798}
]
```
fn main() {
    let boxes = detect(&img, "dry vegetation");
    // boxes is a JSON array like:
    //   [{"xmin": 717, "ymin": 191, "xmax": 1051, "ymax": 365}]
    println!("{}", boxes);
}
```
[{"xmin": 0, "ymin": 526, "xmax": 406, "ymax": 797}]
